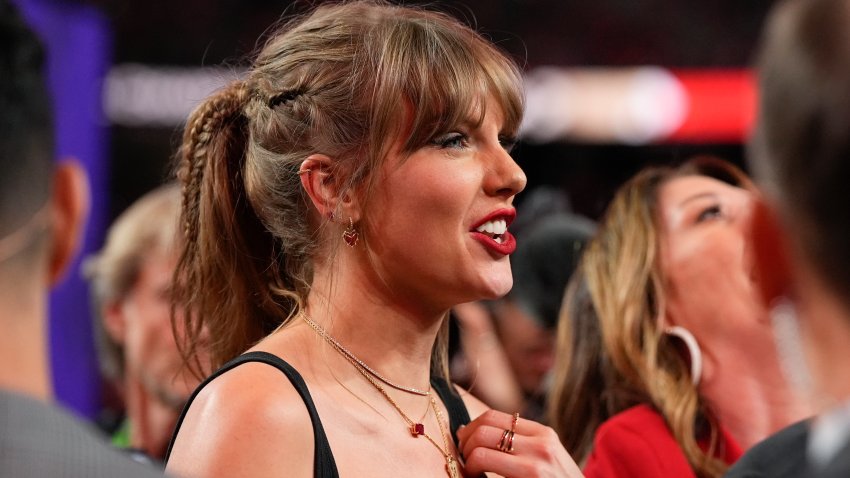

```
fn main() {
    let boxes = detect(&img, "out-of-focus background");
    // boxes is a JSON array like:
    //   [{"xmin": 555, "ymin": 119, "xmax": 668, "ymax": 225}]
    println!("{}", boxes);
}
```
[
  {"xmin": 14, "ymin": 0, "xmax": 775, "ymax": 419},
  {"xmin": 103, "ymin": 0, "xmax": 770, "ymax": 219}
]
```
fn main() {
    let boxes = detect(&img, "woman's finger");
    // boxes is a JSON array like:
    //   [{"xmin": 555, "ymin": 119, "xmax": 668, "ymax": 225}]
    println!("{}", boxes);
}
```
[
  {"xmin": 463, "ymin": 445, "xmax": 539, "ymax": 478},
  {"xmin": 459, "ymin": 409, "xmax": 535, "ymax": 443},
  {"xmin": 459, "ymin": 424, "xmax": 524, "ymax": 460}
]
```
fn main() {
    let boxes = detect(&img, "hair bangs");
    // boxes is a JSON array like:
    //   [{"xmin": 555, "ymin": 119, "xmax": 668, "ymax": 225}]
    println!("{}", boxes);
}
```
[{"xmin": 368, "ymin": 12, "xmax": 523, "ymax": 158}]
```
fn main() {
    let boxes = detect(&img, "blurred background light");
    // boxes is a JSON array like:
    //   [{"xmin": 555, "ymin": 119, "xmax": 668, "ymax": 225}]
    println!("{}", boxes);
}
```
[
  {"xmin": 104, "ymin": 65, "xmax": 754, "ymax": 145},
  {"xmin": 104, "ymin": 64, "xmax": 243, "ymax": 127}
]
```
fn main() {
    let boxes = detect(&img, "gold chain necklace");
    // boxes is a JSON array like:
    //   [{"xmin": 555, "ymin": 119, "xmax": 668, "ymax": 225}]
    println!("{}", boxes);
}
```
[
  {"xmin": 304, "ymin": 316, "xmax": 460, "ymax": 478},
  {"xmin": 302, "ymin": 315, "xmax": 431, "ymax": 396}
]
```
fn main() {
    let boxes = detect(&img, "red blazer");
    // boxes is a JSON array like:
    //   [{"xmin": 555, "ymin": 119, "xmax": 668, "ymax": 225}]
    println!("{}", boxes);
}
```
[{"xmin": 583, "ymin": 404, "xmax": 742, "ymax": 478}]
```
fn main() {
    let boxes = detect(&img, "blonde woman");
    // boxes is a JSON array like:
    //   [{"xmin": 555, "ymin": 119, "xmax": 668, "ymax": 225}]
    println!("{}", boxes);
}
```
[
  {"xmin": 164, "ymin": 2, "xmax": 582, "ymax": 477},
  {"xmin": 548, "ymin": 157, "xmax": 811, "ymax": 478}
]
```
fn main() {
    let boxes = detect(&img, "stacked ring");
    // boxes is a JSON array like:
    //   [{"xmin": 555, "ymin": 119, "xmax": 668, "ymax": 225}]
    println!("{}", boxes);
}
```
[{"xmin": 497, "ymin": 412, "xmax": 520, "ymax": 453}]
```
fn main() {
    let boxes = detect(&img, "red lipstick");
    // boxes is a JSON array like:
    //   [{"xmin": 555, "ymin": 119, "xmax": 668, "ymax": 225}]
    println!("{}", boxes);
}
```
[{"xmin": 470, "ymin": 208, "xmax": 517, "ymax": 256}]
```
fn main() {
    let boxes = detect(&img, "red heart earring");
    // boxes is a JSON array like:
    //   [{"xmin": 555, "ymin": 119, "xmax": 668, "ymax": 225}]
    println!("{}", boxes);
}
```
[{"xmin": 342, "ymin": 217, "xmax": 358, "ymax": 247}]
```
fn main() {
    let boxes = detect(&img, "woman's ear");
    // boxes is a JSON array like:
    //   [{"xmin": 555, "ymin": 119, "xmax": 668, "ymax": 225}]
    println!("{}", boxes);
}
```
[
  {"xmin": 103, "ymin": 299, "xmax": 127, "ymax": 344},
  {"xmin": 749, "ymin": 197, "xmax": 793, "ymax": 306},
  {"xmin": 299, "ymin": 154, "xmax": 359, "ymax": 220}
]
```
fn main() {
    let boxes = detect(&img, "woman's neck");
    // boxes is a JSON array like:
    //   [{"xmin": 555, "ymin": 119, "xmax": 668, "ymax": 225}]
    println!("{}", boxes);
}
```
[
  {"xmin": 304, "ymin": 265, "xmax": 447, "ymax": 392},
  {"xmin": 701, "ymin": 342, "xmax": 813, "ymax": 450}
]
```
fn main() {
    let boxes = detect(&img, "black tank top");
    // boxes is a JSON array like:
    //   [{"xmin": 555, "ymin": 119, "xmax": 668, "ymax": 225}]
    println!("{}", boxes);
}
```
[{"xmin": 166, "ymin": 351, "xmax": 476, "ymax": 478}]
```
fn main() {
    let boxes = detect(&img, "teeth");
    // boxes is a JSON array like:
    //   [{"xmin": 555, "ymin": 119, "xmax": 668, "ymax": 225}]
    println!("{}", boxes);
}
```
[{"xmin": 476, "ymin": 219, "xmax": 507, "ymax": 235}]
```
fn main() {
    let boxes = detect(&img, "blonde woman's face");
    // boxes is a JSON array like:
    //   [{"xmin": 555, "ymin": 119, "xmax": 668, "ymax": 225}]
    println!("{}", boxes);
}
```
[
  {"xmin": 361, "ymin": 96, "xmax": 526, "ymax": 313},
  {"xmin": 657, "ymin": 175, "xmax": 765, "ymax": 349}
]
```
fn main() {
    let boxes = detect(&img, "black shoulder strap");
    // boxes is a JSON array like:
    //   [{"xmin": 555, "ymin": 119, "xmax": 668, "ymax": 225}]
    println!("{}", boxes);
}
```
[
  {"xmin": 165, "ymin": 351, "xmax": 339, "ymax": 478},
  {"xmin": 431, "ymin": 378, "xmax": 488, "ymax": 478},
  {"xmin": 430, "ymin": 377, "xmax": 471, "ymax": 448}
]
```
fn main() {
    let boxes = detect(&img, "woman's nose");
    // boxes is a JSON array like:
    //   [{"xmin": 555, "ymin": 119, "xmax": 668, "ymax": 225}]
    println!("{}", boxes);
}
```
[{"xmin": 485, "ymin": 147, "xmax": 527, "ymax": 198}]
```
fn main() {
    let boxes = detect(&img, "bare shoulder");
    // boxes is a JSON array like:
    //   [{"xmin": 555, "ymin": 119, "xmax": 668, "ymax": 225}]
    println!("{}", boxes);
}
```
[
  {"xmin": 166, "ymin": 360, "xmax": 316, "ymax": 478},
  {"xmin": 452, "ymin": 383, "xmax": 492, "ymax": 419}
]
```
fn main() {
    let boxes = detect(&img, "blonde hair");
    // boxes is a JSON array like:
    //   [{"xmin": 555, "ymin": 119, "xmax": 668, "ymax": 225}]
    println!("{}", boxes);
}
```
[
  {"xmin": 174, "ymin": 0, "xmax": 524, "ymax": 374},
  {"xmin": 85, "ymin": 183, "xmax": 181, "ymax": 382},
  {"xmin": 548, "ymin": 157, "xmax": 752, "ymax": 478}
]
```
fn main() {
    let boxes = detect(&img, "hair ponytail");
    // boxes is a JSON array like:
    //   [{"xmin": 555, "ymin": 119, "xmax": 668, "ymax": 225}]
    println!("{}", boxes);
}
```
[{"xmin": 174, "ymin": 80, "xmax": 297, "ymax": 374}]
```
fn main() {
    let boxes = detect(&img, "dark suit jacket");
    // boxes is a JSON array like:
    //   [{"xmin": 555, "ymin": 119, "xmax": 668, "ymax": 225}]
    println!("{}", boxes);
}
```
[
  {"xmin": 724, "ymin": 420, "xmax": 810, "ymax": 478},
  {"xmin": 817, "ymin": 437, "xmax": 850, "ymax": 478},
  {"xmin": 0, "ymin": 389, "xmax": 165, "ymax": 477},
  {"xmin": 724, "ymin": 419, "xmax": 850, "ymax": 478}
]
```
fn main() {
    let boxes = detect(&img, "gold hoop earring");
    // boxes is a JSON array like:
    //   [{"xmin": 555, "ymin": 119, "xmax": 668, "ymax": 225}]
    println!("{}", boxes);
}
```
[{"xmin": 342, "ymin": 217, "xmax": 359, "ymax": 247}]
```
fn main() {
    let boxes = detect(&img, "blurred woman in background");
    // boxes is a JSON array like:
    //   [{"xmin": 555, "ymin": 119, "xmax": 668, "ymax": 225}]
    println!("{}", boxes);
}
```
[
  {"xmin": 548, "ymin": 157, "xmax": 811, "ymax": 478},
  {"xmin": 86, "ymin": 184, "xmax": 203, "ymax": 464}
]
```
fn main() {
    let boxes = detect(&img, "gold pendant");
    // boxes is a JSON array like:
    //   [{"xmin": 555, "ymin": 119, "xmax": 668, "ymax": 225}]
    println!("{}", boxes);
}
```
[{"xmin": 445, "ymin": 457, "xmax": 460, "ymax": 478}]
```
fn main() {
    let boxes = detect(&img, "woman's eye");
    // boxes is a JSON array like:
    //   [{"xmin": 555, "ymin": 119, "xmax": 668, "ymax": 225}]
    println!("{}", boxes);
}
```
[
  {"xmin": 696, "ymin": 205, "xmax": 723, "ymax": 222},
  {"xmin": 499, "ymin": 135, "xmax": 518, "ymax": 153},
  {"xmin": 432, "ymin": 132, "xmax": 469, "ymax": 149}
]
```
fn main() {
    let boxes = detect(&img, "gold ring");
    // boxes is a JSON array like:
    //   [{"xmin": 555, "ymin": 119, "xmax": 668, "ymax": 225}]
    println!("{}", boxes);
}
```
[
  {"xmin": 498, "ymin": 429, "xmax": 516, "ymax": 453},
  {"xmin": 498, "ymin": 428, "xmax": 511, "ymax": 451},
  {"xmin": 497, "ymin": 412, "xmax": 520, "ymax": 453},
  {"xmin": 496, "ymin": 412, "xmax": 521, "ymax": 453}
]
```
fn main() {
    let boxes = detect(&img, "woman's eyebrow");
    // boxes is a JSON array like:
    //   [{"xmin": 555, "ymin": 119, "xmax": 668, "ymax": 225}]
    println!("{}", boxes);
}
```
[{"xmin": 679, "ymin": 191, "xmax": 719, "ymax": 207}]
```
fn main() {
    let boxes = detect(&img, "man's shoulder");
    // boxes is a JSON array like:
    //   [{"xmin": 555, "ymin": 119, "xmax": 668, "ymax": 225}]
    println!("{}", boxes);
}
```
[
  {"xmin": 724, "ymin": 420, "xmax": 810, "ymax": 478},
  {"xmin": 817, "ymin": 436, "xmax": 850, "ymax": 478},
  {"xmin": 0, "ymin": 389, "xmax": 164, "ymax": 478}
]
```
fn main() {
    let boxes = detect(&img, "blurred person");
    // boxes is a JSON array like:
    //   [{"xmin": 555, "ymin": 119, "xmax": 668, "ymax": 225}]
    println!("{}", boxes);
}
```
[
  {"xmin": 164, "ymin": 2, "xmax": 583, "ymax": 477},
  {"xmin": 85, "ymin": 183, "xmax": 203, "ymax": 463},
  {"xmin": 548, "ymin": 157, "xmax": 811, "ymax": 478},
  {"xmin": 725, "ymin": 0, "xmax": 850, "ymax": 476},
  {"xmin": 0, "ymin": 1, "xmax": 167, "ymax": 476},
  {"xmin": 453, "ymin": 190, "xmax": 595, "ymax": 421}
]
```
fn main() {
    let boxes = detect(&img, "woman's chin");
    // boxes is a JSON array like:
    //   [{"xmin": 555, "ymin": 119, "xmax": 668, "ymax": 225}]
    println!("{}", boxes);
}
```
[{"xmin": 478, "ymin": 277, "xmax": 514, "ymax": 301}]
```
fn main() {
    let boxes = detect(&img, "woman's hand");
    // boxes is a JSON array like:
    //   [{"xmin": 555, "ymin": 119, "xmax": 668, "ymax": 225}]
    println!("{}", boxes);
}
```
[{"xmin": 457, "ymin": 409, "xmax": 584, "ymax": 478}]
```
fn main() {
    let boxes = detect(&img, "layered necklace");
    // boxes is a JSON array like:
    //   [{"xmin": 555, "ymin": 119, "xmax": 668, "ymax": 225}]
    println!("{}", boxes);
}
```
[{"xmin": 302, "ymin": 315, "xmax": 460, "ymax": 478}]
